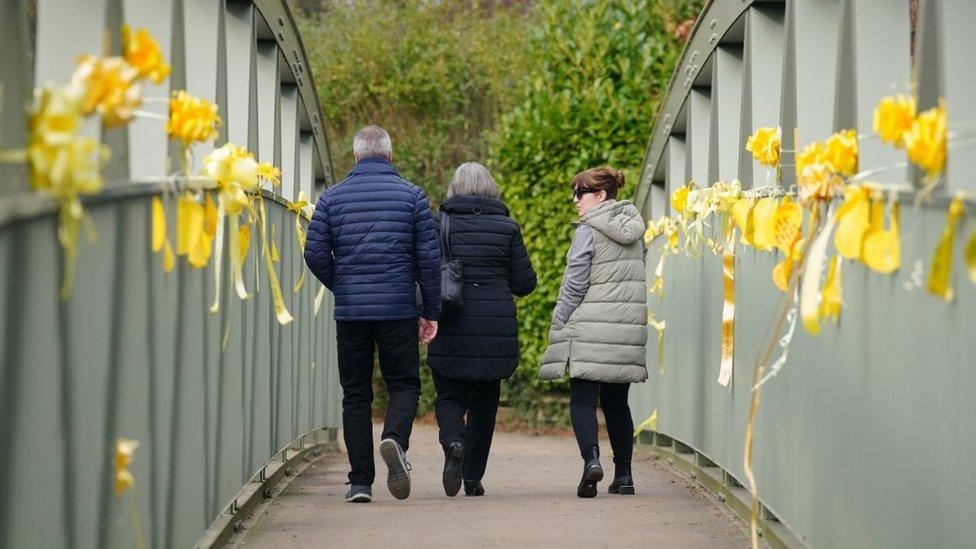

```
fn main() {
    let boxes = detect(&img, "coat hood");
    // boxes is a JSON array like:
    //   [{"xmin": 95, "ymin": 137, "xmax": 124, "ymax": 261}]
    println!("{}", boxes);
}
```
[
  {"xmin": 440, "ymin": 195, "xmax": 510, "ymax": 216},
  {"xmin": 578, "ymin": 199, "xmax": 644, "ymax": 245}
]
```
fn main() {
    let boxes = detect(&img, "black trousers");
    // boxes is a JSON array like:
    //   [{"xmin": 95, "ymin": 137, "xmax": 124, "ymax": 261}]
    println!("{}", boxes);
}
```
[
  {"xmin": 336, "ymin": 319, "xmax": 420, "ymax": 486},
  {"xmin": 432, "ymin": 372, "xmax": 501, "ymax": 482},
  {"xmin": 569, "ymin": 378, "xmax": 634, "ymax": 465}
]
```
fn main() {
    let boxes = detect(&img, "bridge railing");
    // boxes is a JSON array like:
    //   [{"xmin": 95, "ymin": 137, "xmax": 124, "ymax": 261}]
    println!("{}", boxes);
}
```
[
  {"xmin": 0, "ymin": 1, "xmax": 340, "ymax": 547},
  {"xmin": 630, "ymin": 1, "xmax": 975, "ymax": 547}
]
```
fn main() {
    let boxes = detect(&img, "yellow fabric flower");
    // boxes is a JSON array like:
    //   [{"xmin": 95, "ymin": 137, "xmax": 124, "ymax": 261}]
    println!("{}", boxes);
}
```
[
  {"xmin": 230, "ymin": 154, "xmax": 259, "ymax": 192},
  {"xmin": 72, "ymin": 55, "xmax": 142, "ymax": 127},
  {"xmin": 257, "ymin": 163, "xmax": 281, "ymax": 186},
  {"xmin": 873, "ymin": 94, "xmax": 915, "ymax": 148},
  {"xmin": 115, "ymin": 437, "xmax": 139, "ymax": 497},
  {"xmin": 712, "ymin": 180, "xmax": 742, "ymax": 213},
  {"xmin": 798, "ymin": 162, "xmax": 841, "ymax": 203},
  {"xmin": 795, "ymin": 141, "xmax": 824, "ymax": 175},
  {"xmin": 28, "ymin": 84, "xmax": 107, "ymax": 197},
  {"xmin": 905, "ymin": 102, "xmax": 948, "ymax": 180},
  {"xmin": 28, "ymin": 83, "xmax": 84, "ymax": 147},
  {"xmin": 121, "ymin": 24, "xmax": 171, "ymax": 84},
  {"xmin": 204, "ymin": 142, "xmax": 274, "ymax": 194},
  {"xmin": 167, "ymin": 90, "xmax": 222, "ymax": 146},
  {"xmin": 745, "ymin": 126, "xmax": 781, "ymax": 168},
  {"xmin": 822, "ymin": 129, "xmax": 858, "ymax": 176},
  {"xmin": 670, "ymin": 184, "xmax": 690, "ymax": 216}
]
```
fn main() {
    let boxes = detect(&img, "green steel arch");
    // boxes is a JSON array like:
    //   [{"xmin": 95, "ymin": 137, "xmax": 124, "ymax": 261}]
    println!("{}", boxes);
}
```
[
  {"xmin": 630, "ymin": 1, "xmax": 975, "ymax": 547},
  {"xmin": 0, "ymin": 1, "xmax": 340, "ymax": 547}
]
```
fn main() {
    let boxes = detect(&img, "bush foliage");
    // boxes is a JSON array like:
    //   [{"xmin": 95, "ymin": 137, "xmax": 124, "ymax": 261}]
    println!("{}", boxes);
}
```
[
  {"xmin": 491, "ymin": 0, "xmax": 701, "ymax": 423},
  {"xmin": 298, "ymin": 0, "xmax": 538, "ymax": 204},
  {"xmin": 299, "ymin": 0, "xmax": 700, "ymax": 425}
]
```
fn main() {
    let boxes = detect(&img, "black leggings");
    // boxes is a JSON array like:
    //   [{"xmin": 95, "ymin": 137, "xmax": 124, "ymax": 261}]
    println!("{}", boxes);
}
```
[{"xmin": 569, "ymin": 378, "xmax": 634, "ymax": 464}]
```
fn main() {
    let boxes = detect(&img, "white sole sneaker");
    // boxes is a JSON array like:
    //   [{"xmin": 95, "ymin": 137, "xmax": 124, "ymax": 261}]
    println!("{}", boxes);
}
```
[
  {"xmin": 379, "ymin": 439, "xmax": 411, "ymax": 500},
  {"xmin": 345, "ymin": 492, "xmax": 372, "ymax": 503}
]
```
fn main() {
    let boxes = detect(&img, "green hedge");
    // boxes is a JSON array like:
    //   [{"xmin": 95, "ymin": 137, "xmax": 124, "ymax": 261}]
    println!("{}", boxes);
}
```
[
  {"xmin": 491, "ymin": 0, "xmax": 701, "ymax": 424},
  {"xmin": 300, "ymin": 0, "xmax": 700, "ymax": 426},
  {"xmin": 298, "ymin": 0, "xmax": 538, "ymax": 204}
]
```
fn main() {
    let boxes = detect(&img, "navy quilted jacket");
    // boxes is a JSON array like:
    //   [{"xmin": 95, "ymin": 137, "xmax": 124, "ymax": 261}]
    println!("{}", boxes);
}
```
[{"xmin": 304, "ymin": 158, "xmax": 442, "ymax": 321}]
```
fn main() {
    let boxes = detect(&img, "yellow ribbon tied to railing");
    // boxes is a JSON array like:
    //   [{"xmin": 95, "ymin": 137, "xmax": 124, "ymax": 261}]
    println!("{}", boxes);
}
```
[
  {"xmin": 928, "ymin": 196, "xmax": 964, "ymax": 301},
  {"xmin": 259, "ymin": 197, "xmax": 294, "ymax": 325},
  {"xmin": 718, "ymin": 227, "xmax": 735, "ymax": 387},
  {"xmin": 287, "ymin": 190, "xmax": 312, "ymax": 293}
]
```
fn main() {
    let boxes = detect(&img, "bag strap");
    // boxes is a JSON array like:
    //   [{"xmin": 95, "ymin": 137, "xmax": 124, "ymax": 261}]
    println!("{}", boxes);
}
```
[{"xmin": 439, "ymin": 211, "xmax": 453, "ymax": 259}]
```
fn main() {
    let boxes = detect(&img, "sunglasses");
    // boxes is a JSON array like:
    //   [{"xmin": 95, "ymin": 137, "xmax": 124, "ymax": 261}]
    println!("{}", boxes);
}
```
[{"xmin": 572, "ymin": 187, "xmax": 602, "ymax": 200}]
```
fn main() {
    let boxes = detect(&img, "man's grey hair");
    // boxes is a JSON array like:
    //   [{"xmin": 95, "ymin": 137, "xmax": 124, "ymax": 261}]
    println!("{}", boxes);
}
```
[
  {"xmin": 352, "ymin": 125, "xmax": 393, "ymax": 160},
  {"xmin": 447, "ymin": 162, "xmax": 500, "ymax": 199}
]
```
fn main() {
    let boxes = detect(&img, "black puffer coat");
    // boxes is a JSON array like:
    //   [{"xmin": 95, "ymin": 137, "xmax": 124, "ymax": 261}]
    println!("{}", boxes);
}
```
[{"xmin": 426, "ymin": 196, "xmax": 537, "ymax": 380}]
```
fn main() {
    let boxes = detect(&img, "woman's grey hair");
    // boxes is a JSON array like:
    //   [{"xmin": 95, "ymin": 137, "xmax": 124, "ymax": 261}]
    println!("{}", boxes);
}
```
[
  {"xmin": 447, "ymin": 162, "xmax": 500, "ymax": 199},
  {"xmin": 353, "ymin": 125, "xmax": 392, "ymax": 160}
]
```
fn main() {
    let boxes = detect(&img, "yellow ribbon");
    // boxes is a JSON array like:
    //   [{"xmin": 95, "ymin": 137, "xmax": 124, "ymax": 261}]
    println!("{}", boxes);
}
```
[
  {"xmin": 647, "ymin": 310, "xmax": 666, "ymax": 374},
  {"xmin": 287, "ymin": 191, "xmax": 312, "ymax": 294},
  {"xmin": 57, "ymin": 198, "xmax": 97, "ymax": 299},
  {"xmin": 750, "ymin": 197, "xmax": 778, "ymax": 252},
  {"xmin": 259, "ymin": 197, "xmax": 293, "ymax": 325},
  {"xmin": 732, "ymin": 198, "xmax": 756, "ymax": 248},
  {"xmin": 818, "ymin": 255, "xmax": 843, "ymax": 323},
  {"xmin": 862, "ymin": 197, "xmax": 900, "ymax": 274},
  {"xmin": 927, "ymin": 197, "xmax": 964, "ymax": 301},
  {"xmin": 270, "ymin": 223, "xmax": 280, "ymax": 263},
  {"xmin": 833, "ymin": 185, "xmax": 870, "ymax": 260},
  {"xmin": 801, "ymin": 207, "xmax": 832, "ymax": 335},
  {"xmin": 314, "ymin": 283, "xmax": 327, "ymax": 317},
  {"xmin": 209, "ymin": 196, "xmax": 225, "ymax": 314},
  {"xmin": 633, "ymin": 409, "xmax": 658, "ymax": 438},
  {"xmin": 718, "ymin": 228, "xmax": 735, "ymax": 387},
  {"xmin": 228, "ymin": 213, "xmax": 249, "ymax": 299},
  {"xmin": 965, "ymin": 228, "xmax": 976, "ymax": 285},
  {"xmin": 150, "ymin": 196, "xmax": 174, "ymax": 272}
]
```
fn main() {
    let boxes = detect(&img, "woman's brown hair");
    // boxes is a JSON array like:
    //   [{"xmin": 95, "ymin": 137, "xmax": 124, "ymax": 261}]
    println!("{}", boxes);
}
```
[{"xmin": 571, "ymin": 166, "xmax": 626, "ymax": 200}]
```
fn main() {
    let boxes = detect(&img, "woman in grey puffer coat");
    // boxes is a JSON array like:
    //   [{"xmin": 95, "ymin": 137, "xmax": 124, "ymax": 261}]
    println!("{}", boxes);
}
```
[{"xmin": 539, "ymin": 166, "xmax": 647, "ymax": 498}]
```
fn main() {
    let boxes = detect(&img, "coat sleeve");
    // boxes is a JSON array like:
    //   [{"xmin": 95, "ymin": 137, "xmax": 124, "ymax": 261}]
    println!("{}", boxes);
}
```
[
  {"xmin": 551, "ymin": 225, "xmax": 593, "ymax": 330},
  {"xmin": 304, "ymin": 191, "xmax": 335, "ymax": 290},
  {"xmin": 413, "ymin": 189, "xmax": 442, "ymax": 320},
  {"xmin": 508, "ymin": 223, "xmax": 537, "ymax": 297}
]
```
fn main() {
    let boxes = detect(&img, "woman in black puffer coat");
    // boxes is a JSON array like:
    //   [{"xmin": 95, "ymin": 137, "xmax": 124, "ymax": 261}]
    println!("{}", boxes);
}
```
[{"xmin": 428, "ymin": 162, "xmax": 536, "ymax": 497}]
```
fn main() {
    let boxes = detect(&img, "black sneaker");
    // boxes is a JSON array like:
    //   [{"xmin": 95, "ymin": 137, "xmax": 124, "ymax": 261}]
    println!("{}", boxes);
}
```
[
  {"xmin": 379, "ymin": 438, "xmax": 411, "ymax": 500},
  {"xmin": 344, "ymin": 485, "xmax": 372, "ymax": 503},
  {"xmin": 442, "ymin": 442, "xmax": 464, "ymax": 497}
]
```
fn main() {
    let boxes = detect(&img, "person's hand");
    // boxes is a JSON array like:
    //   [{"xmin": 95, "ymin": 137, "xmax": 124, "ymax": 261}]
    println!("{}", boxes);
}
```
[{"xmin": 419, "ymin": 318, "xmax": 438, "ymax": 345}]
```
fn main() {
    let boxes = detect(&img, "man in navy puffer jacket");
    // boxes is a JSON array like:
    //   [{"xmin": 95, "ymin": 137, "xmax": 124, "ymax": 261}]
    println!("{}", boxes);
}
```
[{"xmin": 304, "ymin": 126, "xmax": 441, "ymax": 503}]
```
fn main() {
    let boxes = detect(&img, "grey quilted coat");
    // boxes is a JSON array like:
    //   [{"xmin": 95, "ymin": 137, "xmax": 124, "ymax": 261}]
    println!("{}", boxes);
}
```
[{"xmin": 539, "ymin": 199, "xmax": 648, "ymax": 383}]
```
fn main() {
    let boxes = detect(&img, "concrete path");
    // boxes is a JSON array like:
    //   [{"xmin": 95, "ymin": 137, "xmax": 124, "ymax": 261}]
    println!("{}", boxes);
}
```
[{"xmin": 233, "ymin": 424, "xmax": 750, "ymax": 548}]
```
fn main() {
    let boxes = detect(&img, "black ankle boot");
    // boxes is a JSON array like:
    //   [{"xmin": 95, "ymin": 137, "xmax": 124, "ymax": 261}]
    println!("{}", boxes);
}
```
[
  {"xmin": 442, "ymin": 442, "xmax": 464, "ymax": 497},
  {"xmin": 576, "ymin": 447, "xmax": 603, "ymax": 498},
  {"xmin": 608, "ymin": 460, "xmax": 635, "ymax": 495},
  {"xmin": 463, "ymin": 480, "xmax": 485, "ymax": 496}
]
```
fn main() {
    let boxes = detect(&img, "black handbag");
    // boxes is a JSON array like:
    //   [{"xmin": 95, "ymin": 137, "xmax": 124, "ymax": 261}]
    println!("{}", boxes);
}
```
[{"xmin": 439, "ymin": 211, "xmax": 464, "ymax": 316}]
